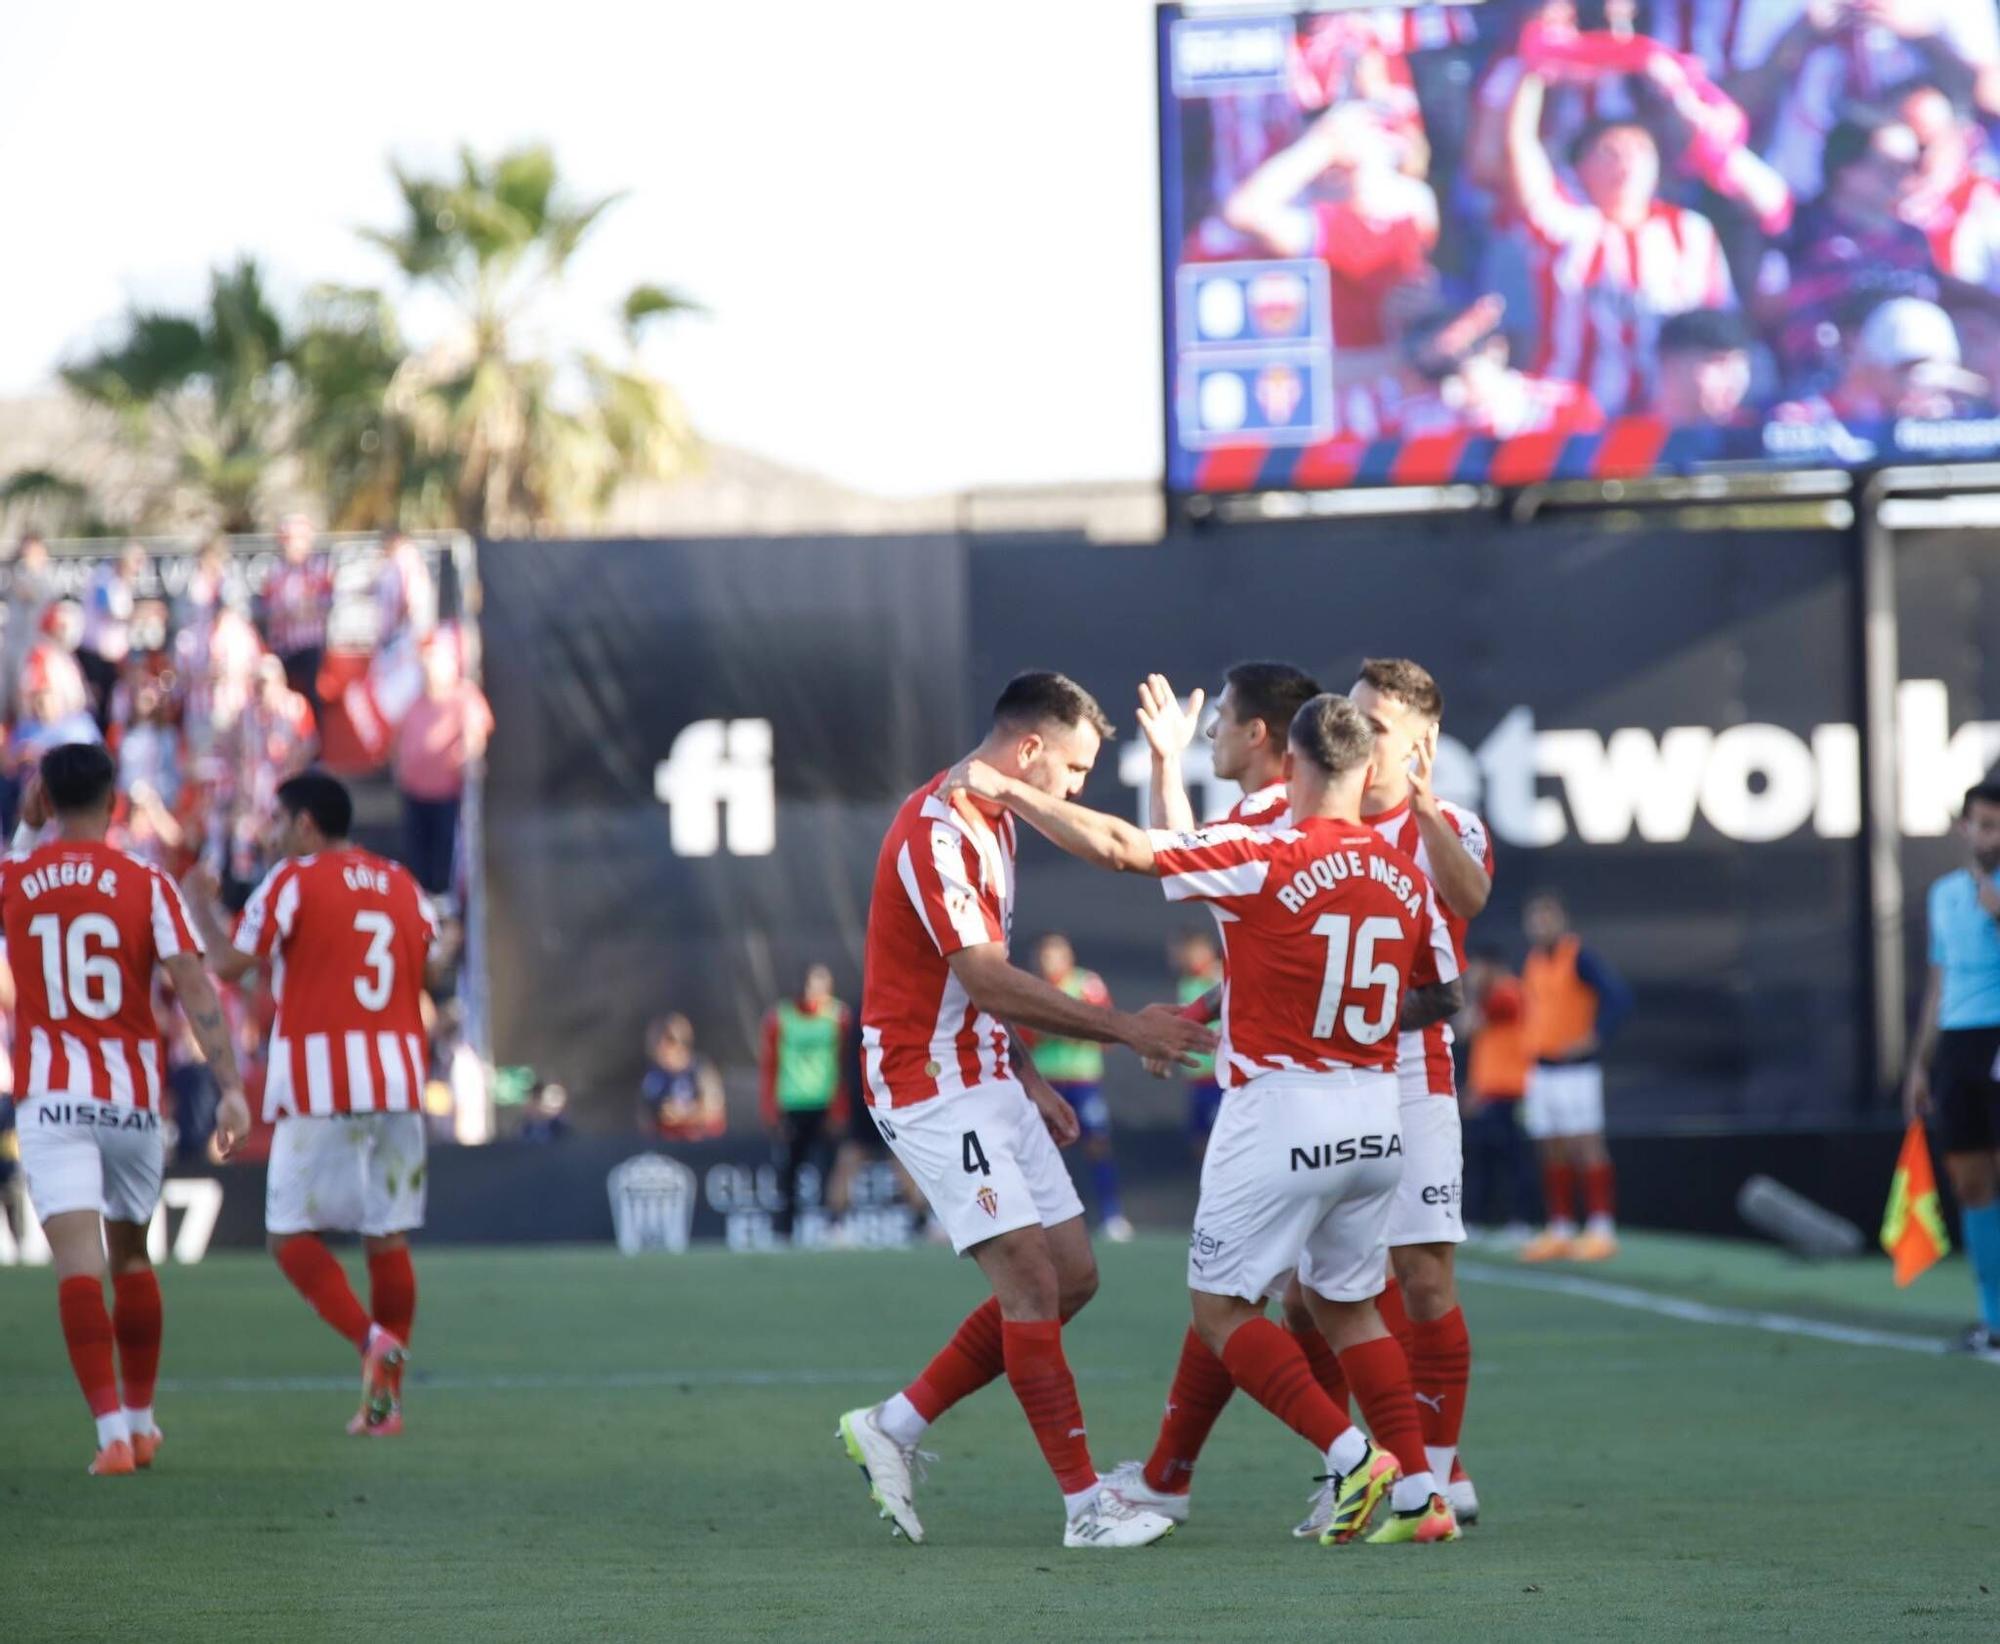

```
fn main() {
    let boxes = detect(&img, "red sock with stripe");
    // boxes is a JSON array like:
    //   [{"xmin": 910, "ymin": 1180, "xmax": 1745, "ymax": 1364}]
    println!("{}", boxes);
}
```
[
  {"xmin": 59, "ymin": 1277, "xmax": 122, "ymax": 1440},
  {"xmin": 112, "ymin": 1269, "xmax": 163, "ymax": 1421},
  {"xmin": 905, "ymin": 1297, "xmax": 1004, "ymax": 1422},
  {"xmin": 1407, "ymin": 1305, "xmax": 1471, "ymax": 1469},
  {"xmin": 1583, "ymin": 1160, "xmax": 1617, "ymax": 1227},
  {"xmin": 1002, "ymin": 1320, "xmax": 1097, "ymax": 1498},
  {"xmin": 1336, "ymin": 1334, "xmax": 1428, "ymax": 1482},
  {"xmin": 1287, "ymin": 1315, "xmax": 1350, "ymax": 1412},
  {"xmin": 275, "ymin": 1236, "xmax": 371, "ymax": 1350},
  {"xmin": 1542, "ymin": 1160, "xmax": 1578, "ymax": 1231},
  {"xmin": 1219, "ymin": 1317, "xmax": 1351, "ymax": 1453},
  {"xmin": 1142, "ymin": 1327, "xmax": 1238, "ymax": 1493},
  {"xmin": 367, "ymin": 1246, "xmax": 417, "ymax": 1345}
]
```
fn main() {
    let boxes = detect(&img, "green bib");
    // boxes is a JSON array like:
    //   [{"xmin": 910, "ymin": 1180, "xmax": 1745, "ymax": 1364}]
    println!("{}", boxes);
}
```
[
  {"xmin": 1030, "ymin": 972, "xmax": 1106, "ymax": 1085},
  {"xmin": 1176, "ymin": 972, "xmax": 1219, "ymax": 1079},
  {"xmin": 776, "ymin": 1000, "xmax": 843, "ymax": 1110}
]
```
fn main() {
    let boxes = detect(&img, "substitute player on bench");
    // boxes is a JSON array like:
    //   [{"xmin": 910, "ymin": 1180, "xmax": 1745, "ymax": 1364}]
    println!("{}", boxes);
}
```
[
  {"xmin": 952, "ymin": 693, "xmax": 1465, "ymax": 1545},
  {"xmin": 5, "ymin": 744, "xmax": 250, "ymax": 1475},
  {"xmin": 187, "ymin": 771, "xmax": 449, "ymax": 1437},
  {"xmin": 835, "ymin": 672, "xmax": 1212, "ymax": 1551}
]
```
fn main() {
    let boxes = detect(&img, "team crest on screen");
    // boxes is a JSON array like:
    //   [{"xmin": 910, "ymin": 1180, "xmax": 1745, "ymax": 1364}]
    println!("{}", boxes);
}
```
[
  {"xmin": 1254, "ymin": 364, "xmax": 1303, "ymax": 425},
  {"xmin": 976, "ymin": 1186, "xmax": 998, "ymax": 1219}
]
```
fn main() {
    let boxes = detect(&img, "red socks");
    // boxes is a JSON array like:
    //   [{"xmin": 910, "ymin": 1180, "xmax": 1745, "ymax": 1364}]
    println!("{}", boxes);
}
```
[
  {"xmin": 1288, "ymin": 1315, "xmax": 1349, "ymax": 1411},
  {"xmin": 1219, "ymin": 1317, "xmax": 1351, "ymax": 1454},
  {"xmin": 1002, "ymin": 1320, "xmax": 1096, "ymax": 1496},
  {"xmin": 1584, "ymin": 1160, "xmax": 1616, "ymax": 1224},
  {"xmin": 906, "ymin": 1297, "xmax": 1005, "ymax": 1422},
  {"xmin": 1374, "ymin": 1276, "xmax": 1414, "ymax": 1353},
  {"xmin": 58, "ymin": 1277, "xmax": 120, "ymax": 1418},
  {"xmin": 1337, "ymin": 1334, "xmax": 1427, "ymax": 1478},
  {"xmin": 112, "ymin": 1269, "xmax": 163, "ymax": 1413},
  {"xmin": 1142, "ymin": 1327, "xmax": 1238, "ymax": 1493},
  {"xmin": 1407, "ymin": 1306, "xmax": 1470, "ymax": 1451},
  {"xmin": 1542, "ymin": 1160, "xmax": 1578, "ymax": 1228},
  {"xmin": 275, "ymin": 1235, "xmax": 372, "ymax": 1350},
  {"xmin": 367, "ymin": 1246, "xmax": 417, "ymax": 1345}
]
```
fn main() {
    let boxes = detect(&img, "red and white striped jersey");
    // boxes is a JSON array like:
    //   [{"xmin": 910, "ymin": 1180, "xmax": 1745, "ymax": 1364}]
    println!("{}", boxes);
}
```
[
  {"xmin": 236, "ymin": 849, "xmax": 436, "ymax": 1121},
  {"xmin": 860, "ymin": 774, "xmax": 1018, "ymax": 1109},
  {"xmin": 1224, "ymin": 781, "xmax": 1289, "ymax": 829},
  {"xmin": 0, "ymin": 841, "xmax": 200, "ymax": 1108},
  {"xmin": 1395, "ymin": 373, "xmax": 1604, "ymax": 441},
  {"xmin": 1365, "ymin": 797, "xmax": 1493, "ymax": 1096},
  {"xmin": 1523, "ymin": 192, "xmax": 1733, "ymax": 417},
  {"xmin": 1924, "ymin": 173, "xmax": 2000, "ymax": 293},
  {"xmin": 1149, "ymin": 817, "xmax": 1457, "ymax": 1087}
]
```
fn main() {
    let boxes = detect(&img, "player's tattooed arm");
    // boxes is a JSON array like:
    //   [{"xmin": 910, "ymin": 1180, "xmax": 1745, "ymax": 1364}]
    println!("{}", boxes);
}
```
[
  {"xmin": 162, "ymin": 953, "xmax": 252, "ymax": 1156},
  {"xmin": 180, "ymin": 865, "xmax": 259, "ymax": 984},
  {"xmin": 1399, "ymin": 976, "xmax": 1464, "ymax": 1032}
]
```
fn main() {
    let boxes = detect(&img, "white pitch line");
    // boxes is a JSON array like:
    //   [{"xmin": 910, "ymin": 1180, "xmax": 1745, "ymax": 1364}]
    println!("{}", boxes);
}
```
[{"xmin": 1458, "ymin": 1260, "xmax": 1954, "ymax": 1357}]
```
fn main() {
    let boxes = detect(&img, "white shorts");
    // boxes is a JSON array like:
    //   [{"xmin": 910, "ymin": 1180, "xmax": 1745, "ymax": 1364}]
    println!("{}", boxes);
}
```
[
  {"xmin": 1523, "ymin": 1063, "xmax": 1606, "ymax": 1140},
  {"xmin": 869, "ymin": 1080, "xmax": 1085, "ymax": 1255},
  {"xmin": 1189, "ymin": 1068, "xmax": 1401, "ymax": 1305},
  {"xmin": 1385, "ymin": 1087, "xmax": 1465, "ymax": 1248},
  {"xmin": 267, "ymin": 1113, "xmax": 428, "ymax": 1238},
  {"xmin": 16, "ymin": 1094, "xmax": 165, "ymax": 1224}
]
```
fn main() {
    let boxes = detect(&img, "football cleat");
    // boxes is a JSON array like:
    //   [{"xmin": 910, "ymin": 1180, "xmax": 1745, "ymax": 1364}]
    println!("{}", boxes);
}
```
[
  {"xmin": 1519, "ymin": 1232, "xmax": 1574, "ymax": 1263},
  {"xmin": 1948, "ymin": 1324, "xmax": 2000, "ymax": 1360},
  {"xmin": 360, "ymin": 1326, "xmax": 409, "ymax": 1430},
  {"xmin": 1447, "ymin": 1458, "xmax": 1479, "ymax": 1525},
  {"xmin": 89, "ymin": 1438, "xmax": 137, "ymax": 1477},
  {"xmin": 1062, "ymin": 1488, "xmax": 1176, "ymax": 1549},
  {"xmin": 130, "ymin": 1427, "xmax": 163, "ymax": 1469},
  {"xmin": 347, "ymin": 1404, "xmax": 404, "ymax": 1437},
  {"xmin": 1315, "ymin": 1442, "xmax": 1401, "ymax": 1545},
  {"xmin": 1098, "ymin": 1459, "xmax": 1190, "ymax": 1524},
  {"xmin": 1366, "ymin": 1492, "xmax": 1461, "ymax": 1545},
  {"xmin": 1571, "ymin": 1231, "xmax": 1619, "ymax": 1262},
  {"xmin": 838, "ymin": 1405, "xmax": 930, "ymax": 1544}
]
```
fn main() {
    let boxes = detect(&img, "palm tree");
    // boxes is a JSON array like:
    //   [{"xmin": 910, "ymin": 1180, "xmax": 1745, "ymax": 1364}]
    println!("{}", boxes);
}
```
[
  {"xmin": 360, "ymin": 144, "xmax": 699, "ymax": 534},
  {"xmin": 62, "ymin": 258, "xmax": 294, "ymax": 531}
]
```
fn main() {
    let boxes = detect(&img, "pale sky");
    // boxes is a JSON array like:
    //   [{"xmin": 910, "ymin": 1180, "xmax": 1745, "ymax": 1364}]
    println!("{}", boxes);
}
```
[{"xmin": 0, "ymin": 0, "xmax": 1166, "ymax": 497}]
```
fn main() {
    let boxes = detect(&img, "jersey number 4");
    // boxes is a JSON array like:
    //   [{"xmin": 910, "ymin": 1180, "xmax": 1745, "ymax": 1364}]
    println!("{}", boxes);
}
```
[
  {"xmin": 1310, "ymin": 914, "xmax": 1401, "ymax": 1045},
  {"xmin": 28, "ymin": 913, "xmax": 123, "ymax": 1021}
]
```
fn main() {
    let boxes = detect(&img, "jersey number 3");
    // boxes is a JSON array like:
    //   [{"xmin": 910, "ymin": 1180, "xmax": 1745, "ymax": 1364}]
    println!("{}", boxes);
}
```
[
  {"xmin": 354, "ymin": 911, "xmax": 396, "ymax": 1012},
  {"xmin": 28, "ymin": 913, "xmax": 123, "ymax": 1021},
  {"xmin": 1310, "ymin": 914, "xmax": 1401, "ymax": 1045}
]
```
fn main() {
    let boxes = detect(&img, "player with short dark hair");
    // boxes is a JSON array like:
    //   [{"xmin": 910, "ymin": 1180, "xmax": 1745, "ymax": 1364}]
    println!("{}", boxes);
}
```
[
  {"xmin": 835, "ymin": 672, "xmax": 1212, "ymax": 1551},
  {"xmin": 185, "ymin": 768, "xmax": 450, "ymax": 1437},
  {"xmin": 5, "ymin": 743, "xmax": 250, "ymax": 1475},
  {"xmin": 952, "ymin": 692, "xmax": 1466, "ymax": 1546},
  {"xmin": 1903, "ymin": 779, "xmax": 2000, "ymax": 1358}
]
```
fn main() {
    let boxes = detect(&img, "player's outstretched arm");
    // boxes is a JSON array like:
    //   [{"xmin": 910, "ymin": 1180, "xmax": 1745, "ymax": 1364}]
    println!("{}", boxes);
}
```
[
  {"xmin": 1137, "ymin": 675, "xmax": 1202, "ymax": 833},
  {"xmin": 946, "ymin": 761, "xmax": 1156, "ymax": 875},
  {"xmin": 1400, "ymin": 975, "xmax": 1465, "ymax": 1033},
  {"xmin": 180, "ymin": 866, "xmax": 258, "ymax": 985},
  {"xmin": 162, "ymin": 953, "xmax": 252, "ymax": 1156},
  {"xmin": 947, "ymin": 945, "xmax": 1214, "ymax": 1068}
]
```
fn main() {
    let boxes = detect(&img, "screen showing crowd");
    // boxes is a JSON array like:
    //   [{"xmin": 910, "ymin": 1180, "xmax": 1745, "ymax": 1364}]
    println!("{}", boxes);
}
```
[{"xmin": 1160, "ymin": 0, "xmax": 2000, "ymax": 492}]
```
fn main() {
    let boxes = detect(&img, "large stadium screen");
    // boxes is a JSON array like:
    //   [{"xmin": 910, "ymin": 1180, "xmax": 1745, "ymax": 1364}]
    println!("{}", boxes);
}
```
[{"xmin": 1159, "ymin": 1, "xmax": 2000, "ymax": 495}]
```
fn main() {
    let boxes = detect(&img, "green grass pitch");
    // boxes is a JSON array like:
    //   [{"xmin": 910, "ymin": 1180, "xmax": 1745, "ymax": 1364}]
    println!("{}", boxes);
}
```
[{"xmin": 3, "ymin": 1232, "xmax": 1995, "ymax": 1642}]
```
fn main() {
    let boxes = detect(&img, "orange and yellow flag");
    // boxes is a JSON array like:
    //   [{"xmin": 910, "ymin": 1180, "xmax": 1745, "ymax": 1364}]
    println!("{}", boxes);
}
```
[{"xmin": 1881, "ymin": 1121, "xmax": 1951, "ymax": 1287}]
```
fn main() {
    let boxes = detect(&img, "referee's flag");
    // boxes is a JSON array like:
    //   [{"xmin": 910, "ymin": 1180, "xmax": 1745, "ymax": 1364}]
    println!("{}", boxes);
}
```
[{"xmin": 1881, "ymin": 1121, "xmax": 1951, "ymax": 1287}]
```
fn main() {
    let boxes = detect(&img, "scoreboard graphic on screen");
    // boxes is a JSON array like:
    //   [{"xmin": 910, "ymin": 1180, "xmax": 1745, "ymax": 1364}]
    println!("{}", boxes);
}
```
[{"xmin": 1158, "ymin": 0, "xmax": 2000, "ymax": 497}]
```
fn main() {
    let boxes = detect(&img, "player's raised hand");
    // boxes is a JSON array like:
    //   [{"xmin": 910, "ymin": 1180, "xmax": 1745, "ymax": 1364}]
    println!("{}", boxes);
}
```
[
  {"xmin": 212, "ymin": 1088, "xmax": 252, "ymax": 1160},
  {"xmin": 16, "ymin": 769, "xmax": 48, "ymax": 831},
  {"xmin": 1409, "ymin": 722, "xmax": 1440, "ymax": 814},
  {"xmin": 1136, "ymin": 675, "xmax": 1204, "ymax": 760},
  {"xmin": 1122, "ymin": 1002, "xmax": 1218, "ymax": 1069},
  {"xmin": 182, "ymin": 862, "xmax": 220, "ymax": 907}
]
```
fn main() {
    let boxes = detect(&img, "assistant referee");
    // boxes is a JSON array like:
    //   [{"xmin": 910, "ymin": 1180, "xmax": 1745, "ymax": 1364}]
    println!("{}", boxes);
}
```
[{"xmin": 1904, "ymin": 778, "xmax": 2000, "ymax": 1358}]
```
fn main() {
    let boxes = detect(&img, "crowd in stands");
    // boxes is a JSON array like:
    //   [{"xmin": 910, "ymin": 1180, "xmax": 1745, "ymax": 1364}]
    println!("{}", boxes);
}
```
[
  {"xmin": 0, "ymin": 517, "xmax": 490, "ymax": 1165},
  {"xmin": 1181, "ymin": 0, "xmax": 2000, "ymax": 440}
]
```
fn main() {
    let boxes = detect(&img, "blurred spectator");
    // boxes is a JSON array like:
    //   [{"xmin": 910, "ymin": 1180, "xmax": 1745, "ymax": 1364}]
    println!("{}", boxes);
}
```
[
  {"xmin": 1655, "ymin": 307, "xmax": 1756, "ymax": 427},
  {"xmin": 1026, "ymin": 934, "xmax": 1131, "ymax": 1241},
  {"xmin": 1395, "ymin": 294, "xmax": 1607, "ymax": 437},
  {"xmin": 1777, "ymin": 296, "xmax": 1987, "ymax": 423},
  {"xmin": 78, "ymin": 541, "xmax": 146, "ymax": 729},
  {"xmin": 519, "ymin": 1082, "xmax": 572, "ymax": 1144},
  {"xmin": 160, "ymin": 994, "xmax": 219, "ymax": 1167},
  {"xmin": 639, "ymin": 1014, "xmax": 726, "ymax": 1142},
  {"xmin": 117, "ymin": 679, "xmax": 182, "ymax": 809},
  {"xmin": 1899, "ymin": 81, "xmax": 2000, "ymax": 294},
  {"xmin": 1170, "ymin": 928, "xmax": 1225, "ymax": 1155},
  {"xmin": 1505, "ymin": 69, "xmax": 1734, "ymax": 414},
  {"xmin": 260, "ymin": 514, "xmax": 335, "ymax": 715},
  {"xmin": 3, "ymin": 532, "xmax": 55, "ymax": 724},
  {"xmin": 1460, "ymin": 951, "xmax": 1537, "ymax": 1237},
  {"xmin": 760, "ymin": 963, "xmax": 852, "ymax": 1242},
  {"xmin": 394, "ymin": 628, "xmax": 492, "ymax": 899},
  {"xmin": 12, "ymin": 607, "xmax": 101, "ymax": 768},
  {"xmin": 1772, "ymin": 113, "xmax": 1939, "ymax": 386}
]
